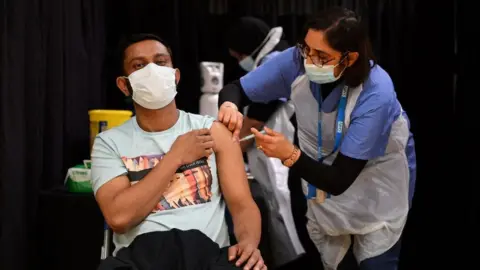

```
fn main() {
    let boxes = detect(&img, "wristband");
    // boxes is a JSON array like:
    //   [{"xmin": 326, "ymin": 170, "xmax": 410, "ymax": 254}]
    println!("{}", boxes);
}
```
[{"xmin": 282, "ymin": 146, "xmax": 301, "ymax": 167}]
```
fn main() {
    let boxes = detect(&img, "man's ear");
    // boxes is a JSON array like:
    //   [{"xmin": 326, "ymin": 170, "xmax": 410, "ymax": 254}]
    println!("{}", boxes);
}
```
[
  {"xmin": 116, "ymin": 76, "xmax": 130, "ymax": 96},
  {"xmin": 175, "ymin": 68, "xmax": 181, "ymax": 85},
  {"xmin": 346, "ymin": 52, "xmax": 359, "ymax": 67}
]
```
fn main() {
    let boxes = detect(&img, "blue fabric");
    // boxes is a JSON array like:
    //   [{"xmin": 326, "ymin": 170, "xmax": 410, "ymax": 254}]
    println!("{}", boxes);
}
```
[
  {"xmin": 242, "ymin": 49, "xmax": 418, "ymax": 205},
  {"xmin": 339, "ymin": 65, "xmax": 401, "ymax": 161},
  {"xmin": 317, "ymin": 83, "xmax": 344, "ymax": 113},
  {"xmin": 258, "ymin": 50, "xmax": 281, "ymax": 65},
  {"xmin": 402, "ymin": 112, "xmax": 417, "ymax": 207},
  {"xmin": 358, "ymin": 238, "xmax": 402, "ymax": 270},
  {"xmin": 240, "ymin": 46, "xmax": 303, "ymax": 103}
]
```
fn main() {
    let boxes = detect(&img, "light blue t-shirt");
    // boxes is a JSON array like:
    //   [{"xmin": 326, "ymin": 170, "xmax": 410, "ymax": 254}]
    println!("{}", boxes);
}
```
[
  {"xmin": 240, "ymin": 46, "xmax": 417, "ymax": 204},
  {"xmin": 91, "ymin": 110, "xmax": 229, "ymax": 254}
]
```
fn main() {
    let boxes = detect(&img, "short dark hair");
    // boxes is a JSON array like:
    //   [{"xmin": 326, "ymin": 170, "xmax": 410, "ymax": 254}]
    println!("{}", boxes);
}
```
[
  {"xmin": 116, "ymin": 33, "xmax": 173, "ymax": 75},
  {"xmin": 303, "ymin": 7, "xmax": 376, "ymax": 87}
]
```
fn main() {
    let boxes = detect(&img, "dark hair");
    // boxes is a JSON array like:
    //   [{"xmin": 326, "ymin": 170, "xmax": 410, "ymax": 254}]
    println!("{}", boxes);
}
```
[
  {"xmin": 226, "ymin": 17, "xmax": 271, "ymax": 56},
  {"xmin": 116, "ymin": 33, "xmax": 173, "ymax": 75},
  {"xmin": 303, "ymin": 7, "xmax": 376, "ymax": 87}
]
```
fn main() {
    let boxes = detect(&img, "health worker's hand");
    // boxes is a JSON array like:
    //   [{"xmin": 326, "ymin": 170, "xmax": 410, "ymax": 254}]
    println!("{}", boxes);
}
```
[
  {"xmin": 218, "ymin": 101, "xmax": 244, "ymax": 142},
  {"xmin": 251, "ymin": 127, "xmax": 294, "ymax": 161}
]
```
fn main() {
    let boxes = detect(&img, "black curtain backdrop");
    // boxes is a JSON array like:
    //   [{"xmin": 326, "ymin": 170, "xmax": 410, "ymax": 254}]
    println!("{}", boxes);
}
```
[
  {"xmin": 455, "ymin": 0, "xmax": 479, "ymax": 261},
  {"xmin": 0, "ymin": 0, "xmax": 106, "ymax": 269},
  {"xmin": 0, "ymin": 0, "xmax": 473, "ymax": 269}
]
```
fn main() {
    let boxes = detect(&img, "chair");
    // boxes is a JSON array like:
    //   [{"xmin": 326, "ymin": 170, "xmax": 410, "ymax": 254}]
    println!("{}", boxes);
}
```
[
  {"xmin": 99, "ymin": 176, "xmax": 272, "ymax": 262},
  {"xmin": 100, "ymin": 222, "xmax": 112, "ymax": 260}
]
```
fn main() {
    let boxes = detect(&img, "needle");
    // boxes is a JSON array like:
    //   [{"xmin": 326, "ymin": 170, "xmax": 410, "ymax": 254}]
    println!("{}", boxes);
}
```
[{"xmin": 239, "ymin": 130, "xmax": 266, "ymax": 142}]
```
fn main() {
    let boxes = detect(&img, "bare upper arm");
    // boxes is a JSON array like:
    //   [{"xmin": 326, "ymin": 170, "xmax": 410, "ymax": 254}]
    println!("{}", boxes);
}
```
[
  {"xmin": 95, "ymin": 175, "xmax": 130, "ymax": 219},
  {"xmin": 210, "ymin": 121, "xmax": 254, "ymax": 211}
]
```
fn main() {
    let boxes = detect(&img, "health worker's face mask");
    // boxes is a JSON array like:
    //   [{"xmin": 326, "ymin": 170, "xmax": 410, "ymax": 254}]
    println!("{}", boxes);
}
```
[
  {"xmin": 304, "ymin": 59, "xmax": 344, "ymax": 85},
  {"xmin": 126, "ymin": 63, "xmax": 177, "ymax": 110}
]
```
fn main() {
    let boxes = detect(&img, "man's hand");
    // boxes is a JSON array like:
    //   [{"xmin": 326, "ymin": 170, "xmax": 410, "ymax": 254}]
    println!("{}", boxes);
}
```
[
  {"xmin": 218, "ymin": 101, "xmax": 244, "ymax": 141},
  {"xmin": 229, "ymin": 241, "xmax": 266, "ymax": 270},
  {"xmin": 169, "ymin": 128, "xmax": 214, "ymax": 165}
]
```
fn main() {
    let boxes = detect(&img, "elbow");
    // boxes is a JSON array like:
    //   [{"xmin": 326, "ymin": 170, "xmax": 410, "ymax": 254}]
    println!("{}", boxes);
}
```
[
  {"xmin": 329, "ymin": 188, "xmax": 346, "ymax": 196},
  {"xmin": 106, "ymin": 214, "xmax": 131, "ymax": 234},
  {"xmin": 329, "ymin": 182, "xmax": 354, "ymax": 196}
]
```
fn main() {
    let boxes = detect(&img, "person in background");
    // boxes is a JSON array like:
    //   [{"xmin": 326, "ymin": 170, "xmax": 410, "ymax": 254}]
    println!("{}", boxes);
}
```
[
  {"xmin": 225, "ymin": 16, "xmax": 289, "ymax": 149},
  {"xmin": 225, "ymin": 17, "xmax": 323, "ymax": 269},
  {"xmin": 217, "ymin": 7, "xmax": 417, "ymax": 270},
  {"xmin": 91, "ymin": 33, "xmax": 265, "ymax": 270}
]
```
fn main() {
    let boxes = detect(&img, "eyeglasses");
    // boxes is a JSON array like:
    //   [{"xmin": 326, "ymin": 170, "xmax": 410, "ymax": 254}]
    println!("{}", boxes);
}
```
[{"xmin": 297, "ymin": 43, "xmax": 348, "ymax": 68}]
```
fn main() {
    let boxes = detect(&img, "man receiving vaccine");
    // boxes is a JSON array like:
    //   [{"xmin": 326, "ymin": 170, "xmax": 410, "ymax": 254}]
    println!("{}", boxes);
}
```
[{"xmin": 91, "ymin": 34, "xmax": 265, "ymax": 270}]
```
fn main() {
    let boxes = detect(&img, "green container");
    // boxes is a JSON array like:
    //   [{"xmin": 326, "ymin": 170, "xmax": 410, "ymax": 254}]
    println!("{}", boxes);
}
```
[{"xmin": 65, "ymin": 164, "xmax": 93, "ymax": 193}]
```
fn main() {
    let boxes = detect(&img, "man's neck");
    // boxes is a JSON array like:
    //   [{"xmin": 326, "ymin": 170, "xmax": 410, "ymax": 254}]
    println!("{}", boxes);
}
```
[{"xmin": 134, "ymin": 101, "xmax": 179, "ymax": 132}]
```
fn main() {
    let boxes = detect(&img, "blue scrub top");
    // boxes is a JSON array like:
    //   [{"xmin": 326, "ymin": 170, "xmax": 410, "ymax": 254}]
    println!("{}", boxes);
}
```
[{"xmin": 239, "ymin": 46, "xmax": 417, "ymax": 204}]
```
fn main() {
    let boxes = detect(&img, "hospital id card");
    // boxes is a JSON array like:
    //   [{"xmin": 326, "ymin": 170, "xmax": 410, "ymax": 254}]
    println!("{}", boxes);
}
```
[{"xmin": 315, "ymin": 189, "xmax": 326, "ymax": 204}]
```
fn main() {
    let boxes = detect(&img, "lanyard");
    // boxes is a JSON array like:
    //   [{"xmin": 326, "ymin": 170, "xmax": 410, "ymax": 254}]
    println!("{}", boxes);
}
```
[{"xmin": 306, "ymin": 82, "xmax": 348, "ymax": 200}]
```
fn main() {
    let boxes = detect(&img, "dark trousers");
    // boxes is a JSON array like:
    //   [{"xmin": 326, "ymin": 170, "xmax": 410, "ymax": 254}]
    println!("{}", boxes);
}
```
[
  {"xmin": 98, "ymin": 229, "xmax": 241, "ymax": 270},
  {"xmin": 276, "ymin": 169, "xmax": 324, "ymax": 269},
  {"xmin": 359, "ymin": 239, "xmax": 402, "ymax": 270},
  {"xmin": 338, "ymin": 237, "xmax": 402, "ymax": 270}
]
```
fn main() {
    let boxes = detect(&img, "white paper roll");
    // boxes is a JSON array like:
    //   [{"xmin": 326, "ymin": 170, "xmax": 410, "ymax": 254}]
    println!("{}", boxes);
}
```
[
  {"xmin": 199, "ymin": 93, "xmax": 219, "ymax": 118},
  {"xmin": 200, "ymin": 62, "xmax": 224, "ymax": 94}
]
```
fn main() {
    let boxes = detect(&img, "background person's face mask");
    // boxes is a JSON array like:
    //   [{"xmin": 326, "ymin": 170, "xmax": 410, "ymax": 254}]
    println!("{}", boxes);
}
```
[
  {"xmin": 304, "ymin": 59, "xmax": 344, "ymax": 84},
  {"xmin": 237, "ymin": 27, "xmax": 283, "ymax": 72},
  {"xmin": 127, "ymin": 63, "xmax": 177, "ymax": 110},
  {"xmin": 237, "ymin": 31, "xmax": 271, "ymax": 72},
  {"xmin": 239, "ymin": 56, "xmax": 255, "ymax": 72}
]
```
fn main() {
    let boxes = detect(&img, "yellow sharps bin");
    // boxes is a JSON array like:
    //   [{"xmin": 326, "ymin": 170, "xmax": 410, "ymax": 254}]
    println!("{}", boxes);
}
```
[{"xmin": 88, "ymin": 110, "xmax": 133, "ymax": 151}]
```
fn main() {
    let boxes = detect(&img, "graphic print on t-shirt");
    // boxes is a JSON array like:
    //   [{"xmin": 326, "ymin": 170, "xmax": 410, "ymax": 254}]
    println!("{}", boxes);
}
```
[{"xmin": 121, "ymin": 155, "xmax": 213, "ymax": 212}]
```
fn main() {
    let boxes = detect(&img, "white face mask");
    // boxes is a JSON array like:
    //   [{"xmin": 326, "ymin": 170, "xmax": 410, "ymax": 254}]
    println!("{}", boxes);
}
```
[
  {"xmin": 238, "ymin": 27, "xmax": 283, "ymax": 72},
  {"xmin": 127, "ymin": 63, "xmax": 177, "ymax": 110},
  {"xmin": 304, "ymin": 59, "xmax": 343, "ymax": 84},
  {"xmin": 239, "ymin": 56, "xmax": 255, "ymax": 72}
]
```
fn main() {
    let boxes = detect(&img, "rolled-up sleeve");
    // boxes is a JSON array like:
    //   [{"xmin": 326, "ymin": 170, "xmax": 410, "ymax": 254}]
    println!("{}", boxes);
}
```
[{"xmin": 91, "ymin": 135, "xmax": 128, "ymax": 194}]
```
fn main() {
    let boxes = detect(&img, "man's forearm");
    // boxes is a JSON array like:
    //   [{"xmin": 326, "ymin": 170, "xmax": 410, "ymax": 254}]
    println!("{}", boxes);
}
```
[
  {"xmin": 231, "ymin": 201, "xmax": 262, "ymax": 247},
  {"xmin": 108, "ymin": 153, "xmax": 180, "ymax": 232},
  {"xmin": 211, "ymin": 121, "xmax": 262, "ymax": 246}
]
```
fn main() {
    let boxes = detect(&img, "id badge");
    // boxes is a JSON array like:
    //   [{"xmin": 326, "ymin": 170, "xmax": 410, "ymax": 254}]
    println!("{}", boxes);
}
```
[{"xmin": 315, "ymin": 189, "xmax": 326, "ymax": 204}]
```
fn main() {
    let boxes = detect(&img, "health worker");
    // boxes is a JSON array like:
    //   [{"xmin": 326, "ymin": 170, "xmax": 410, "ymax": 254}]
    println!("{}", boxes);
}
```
[
  {"xmin": 217, "ymin": 7, "xmax": 417, "ymax": 270},
  {"xmin": 226, "ymin": 17, "xmax": 313, "ymax": 267}
]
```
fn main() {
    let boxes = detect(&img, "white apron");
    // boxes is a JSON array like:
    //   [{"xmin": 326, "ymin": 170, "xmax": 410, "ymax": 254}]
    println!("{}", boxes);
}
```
[
  {"xmin": 246, "ymin": 102, "xmax": 305, "ymax": 267},
  {"xmin": 290, "ymin": 75, "xmax": 410, "ymax": 270},
  {"xmin": 242, "ymin": 27, "xmax": 305, "ymax": 267}
]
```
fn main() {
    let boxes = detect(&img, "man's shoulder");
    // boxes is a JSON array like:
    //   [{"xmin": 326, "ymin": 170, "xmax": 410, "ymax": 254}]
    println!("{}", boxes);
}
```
[
  {"xmin": 180, "ymin": 111, "xmax": 216, "ymax": 130},
  {"xmin": 95, "ymin": 117, "xmax": 135, "ymax": 147},
  {"xmin": 208, "ymin": 121, "xmax": 236, "ymax": 155},
  {"xmin": 99, "ymin": 117, "xmax": 135, "ymax": 136}
]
